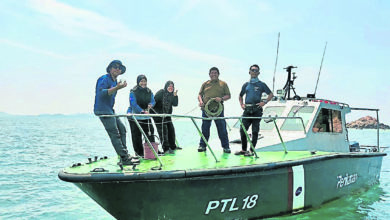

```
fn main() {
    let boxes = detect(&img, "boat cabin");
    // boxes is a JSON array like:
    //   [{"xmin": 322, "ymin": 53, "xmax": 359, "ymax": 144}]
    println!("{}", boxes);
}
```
[{"xmin": 233, "ymin": 98, "xmax": 352, "ymax": 153}]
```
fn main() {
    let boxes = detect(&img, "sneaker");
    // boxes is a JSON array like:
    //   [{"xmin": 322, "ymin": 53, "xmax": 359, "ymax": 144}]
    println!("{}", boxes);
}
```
[
  {"xmin": 121, "ymin": 158, "xmax": 135, "ymax": 165},
  {"xmin": 244, "ymin": 151, "xmax": 254, "ymax": 157},
  {"xmin": 164, "ymin": 149, "xmax": 175, "ymax": 154},
  {"xmin": 128, "ymin": 155, "xmax": 141, "ymax": 160},
  {"xmin": 198, "ymin": 146, "xmax": 206, "ymax": 152},
  {"xmin": 223, "ymin": 148, "xmax": 231, "ymax": 154},
  {"xmin": 234, "ymin": 150, "xmax": 246, "ymax": 155}
]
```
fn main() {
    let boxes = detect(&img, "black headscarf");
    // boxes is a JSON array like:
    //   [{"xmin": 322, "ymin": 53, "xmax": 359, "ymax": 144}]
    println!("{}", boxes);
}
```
[{"xmin": 162, "ymin": 81, "xmax": 174, "ymax": 113}]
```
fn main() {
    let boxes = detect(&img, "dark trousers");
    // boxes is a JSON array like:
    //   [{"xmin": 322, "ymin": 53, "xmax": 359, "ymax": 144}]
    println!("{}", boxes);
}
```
[
  {"xmin": 240, "ymin": 108, "xmax": 262, "ymax": 151},
  {"xmin": 128, "ymin": 118, "xmax": 155, "ymax": 156},
  {"xmin": 99, "ymin": 116, "xmax": 128, "ymax": 158},
  {"xmin": 199, "ymin": 110, "xmax": 229, "ymax": 149},
  {"xmin": 154, "ymin": 116, "xmax": 177, "ymax": 151}
]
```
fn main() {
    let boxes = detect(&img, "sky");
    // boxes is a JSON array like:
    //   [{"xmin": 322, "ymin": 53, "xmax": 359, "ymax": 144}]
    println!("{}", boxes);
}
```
[{"xmin": 0, "ymin": 0, "xmax": 389, "ymax": 123}]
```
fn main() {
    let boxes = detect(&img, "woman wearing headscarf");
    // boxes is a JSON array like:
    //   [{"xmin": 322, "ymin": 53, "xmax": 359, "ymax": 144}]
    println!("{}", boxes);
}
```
[
  {"xmin": 127, "ymin": 75, "xmax": 156, "ymax": 157},
  {"xmin": 152, "ymin": 81, "xmax": 180, "ymax": 154}
]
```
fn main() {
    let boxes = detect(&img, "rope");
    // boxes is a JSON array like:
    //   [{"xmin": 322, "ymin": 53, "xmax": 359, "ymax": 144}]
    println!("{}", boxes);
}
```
[{"xmin": 204, "ymin": 98, "xmax": 223, "ymax": 117}]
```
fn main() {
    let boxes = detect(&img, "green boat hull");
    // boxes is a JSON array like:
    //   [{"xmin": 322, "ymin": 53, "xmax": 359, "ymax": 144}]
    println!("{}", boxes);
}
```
[{"xmin": 59, "ymin": 152, "xmax": 385, "ymax": 219}]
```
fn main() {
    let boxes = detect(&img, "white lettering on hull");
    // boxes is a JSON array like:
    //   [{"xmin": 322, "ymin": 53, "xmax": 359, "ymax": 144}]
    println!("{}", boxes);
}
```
[
  {"xmin": 337, "ymin": 173, "xmax": 358, "ymax": 188},
  {"xmin": 205, "ymin": 194, "xmax": 259, "ymax": 215}
]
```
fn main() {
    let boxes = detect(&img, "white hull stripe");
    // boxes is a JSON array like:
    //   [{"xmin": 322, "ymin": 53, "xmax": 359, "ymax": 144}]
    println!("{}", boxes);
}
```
[{"xmin": 292, "ymin": 165, "xmax": 305, "ymax": 210}]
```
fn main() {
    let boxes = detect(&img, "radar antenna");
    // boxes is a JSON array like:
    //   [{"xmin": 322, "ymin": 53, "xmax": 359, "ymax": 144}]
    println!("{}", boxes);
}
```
[{"xmin": 283, "ymin": 65, "xmax": 299, "ymax": 100}]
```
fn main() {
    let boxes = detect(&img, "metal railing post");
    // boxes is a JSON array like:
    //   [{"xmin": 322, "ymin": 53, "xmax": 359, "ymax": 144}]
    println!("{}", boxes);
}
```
[
  {"xmin": 190, "ymin": 118, "xmax": 219, "ymax": 163},
  {"xmin": 376, "ymin": 110, "xmax": 380, "ymax": 152},
  {"xmin": 131, "ymin": 115, "xmax": 163, "ymax": 168},
  {"xmin": 273, "ymin": 120, "xmax": 288, "ymax": 154},
  {"xmin": 238, "ymin": 118, "xmax": 259, "ymax": 158}
]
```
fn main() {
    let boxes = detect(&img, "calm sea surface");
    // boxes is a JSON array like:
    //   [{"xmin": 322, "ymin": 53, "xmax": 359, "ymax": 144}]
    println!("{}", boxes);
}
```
[{"xmin": 0, "ymin": 115, "xmax": 389, "ymax": 219}]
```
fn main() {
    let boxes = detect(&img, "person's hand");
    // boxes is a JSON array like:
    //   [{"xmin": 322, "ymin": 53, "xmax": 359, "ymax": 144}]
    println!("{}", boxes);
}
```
[
  {"xmin": 241, "ymin": 103, "xmax": 245, "ymax": 110},
  {"xmin": 147, "ymin": 104, "xmax": 152, "ymax": 110},
  {"xmin": 199, "ymin": 100, "xmax": 204, "ymax": 107},
  {"xmin": 117, "ymin": 80, "xmax": 127, "ymax": 90},
  {"xmin": 174, "ymin": 90, "xmax": 178, "ymax": 96},
  {"xmin": 215, "ymin": 97, "xmax": 222, "ymax": 103},
  {"xmin": 257, "ymin": 102, "xmax": 265, "ymax": 108}
]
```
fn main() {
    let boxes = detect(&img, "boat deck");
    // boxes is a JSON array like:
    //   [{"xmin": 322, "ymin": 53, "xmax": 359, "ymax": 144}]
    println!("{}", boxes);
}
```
[{"xmin": 63, "ymin": 147, "xmax": 332, "ymax": 174}]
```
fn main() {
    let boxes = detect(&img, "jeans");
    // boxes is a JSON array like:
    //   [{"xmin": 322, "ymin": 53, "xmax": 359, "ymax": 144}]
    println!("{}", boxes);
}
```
[
  {"xmin": 128, "ymin": 118, "xmax": 155, "ymax": 156},
  {"xmin": 99, "ymin": 116, "xmax": 128, "ymax": 158},
  {"xmin": 240, "ymin": 108, "xmax": 263, "ymax": 151},
  {"xmin": 199, "ymin": 110, "xmax": 229, "ymax": 149},
  {"xmin": 154, "ymin": 116, "xmax": 177, "ymax": 151}
]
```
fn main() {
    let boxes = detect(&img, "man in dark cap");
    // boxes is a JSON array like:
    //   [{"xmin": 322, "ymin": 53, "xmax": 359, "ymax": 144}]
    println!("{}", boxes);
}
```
[{"xmin": 94, "ymin": 60, "xmax": 139, "ymax": 165}]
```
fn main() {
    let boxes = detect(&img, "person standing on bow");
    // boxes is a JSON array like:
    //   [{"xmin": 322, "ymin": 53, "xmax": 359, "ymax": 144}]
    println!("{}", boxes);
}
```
[
  {"xmin": 94, "ymin": 60, "xmax": 138, "ymax": 165},
  {"xmin": 127, "ymin": 75, "xmax": 156, "ymax": 157},
  {"xmin": 235, "ymin": 64, "xmax": 273, "ymax": 156},
  {"xmin": 197, "ymin": 67, "xmax": 231, "ymax": 153},
  {"xmin": 151, "ymin": 81, "xmax": 181, "ymax": 154}
]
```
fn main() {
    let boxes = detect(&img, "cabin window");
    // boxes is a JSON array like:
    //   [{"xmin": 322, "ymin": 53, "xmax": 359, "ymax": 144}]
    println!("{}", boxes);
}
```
[
  {"xmin": 312, "ymin": 109, "xmax": 342, "ymax": 133},
  {"xmin": 260, "ymin": 106, "xmax": 286, "ymax": 130},
  {"xmin": 281, "ymin": 106, "xmax": 315, "ymax": 131}
]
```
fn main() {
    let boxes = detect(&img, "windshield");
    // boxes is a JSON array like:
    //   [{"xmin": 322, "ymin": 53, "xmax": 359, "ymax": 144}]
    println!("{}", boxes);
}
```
[
  {"xmin": 281, "ymin": 105, "xmax": 314, "ymax": 131},
  {"xmin": 260, "ymin": 106, "xmax": 286, "ymax": 130}
]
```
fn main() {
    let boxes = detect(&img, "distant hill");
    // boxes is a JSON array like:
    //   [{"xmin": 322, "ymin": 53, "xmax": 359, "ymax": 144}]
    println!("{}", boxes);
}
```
[
  {"xmin": 347, "ymin": 116, "xmax": 390, "ymax": 129},
  {"xmin": 0, "ymin": 112, "xmax": 94, "ymax": 118}
]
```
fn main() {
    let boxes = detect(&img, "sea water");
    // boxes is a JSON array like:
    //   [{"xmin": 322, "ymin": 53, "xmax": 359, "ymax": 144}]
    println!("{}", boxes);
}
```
[{"xmin": 0, "ymin": 115, "xmax": 389, "ymax": 219}]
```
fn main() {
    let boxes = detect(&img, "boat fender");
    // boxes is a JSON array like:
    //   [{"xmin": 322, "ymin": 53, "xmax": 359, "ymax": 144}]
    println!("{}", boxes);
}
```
[
  {"xmin": 94, "ymin": 156, "xmax": 98, "ymax": 162},
  {"xmin": 87, "ymin": 158, "xmax": 92, "ymax": 164}
]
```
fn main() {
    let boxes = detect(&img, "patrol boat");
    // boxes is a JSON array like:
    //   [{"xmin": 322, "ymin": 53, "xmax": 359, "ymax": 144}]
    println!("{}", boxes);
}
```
[{"xmin": 58, "ymin": 66, "xmax": 386, "ymax": 219}]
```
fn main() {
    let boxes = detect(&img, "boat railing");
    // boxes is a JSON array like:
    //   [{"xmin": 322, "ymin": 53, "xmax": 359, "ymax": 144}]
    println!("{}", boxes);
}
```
[
  {"xmin": 99, "ymin": 114, "xmax": 307, "ymax": 169},
  {"xmin": 350, "ymin": 107, "xmax": 380, "ymax": 152}
]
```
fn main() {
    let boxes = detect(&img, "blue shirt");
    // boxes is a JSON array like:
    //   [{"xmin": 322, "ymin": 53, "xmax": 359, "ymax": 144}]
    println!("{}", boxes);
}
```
[
  {"xmin": 127, "ymin": 91, "xmax": 155, "ymax": 120},
  {"xmin": 94, "ymin": 74, "xmax": 117, "ymax": 115},
  {"xmin": 239, "ymin": 80, "xmax": 271, "ymax": 104}
]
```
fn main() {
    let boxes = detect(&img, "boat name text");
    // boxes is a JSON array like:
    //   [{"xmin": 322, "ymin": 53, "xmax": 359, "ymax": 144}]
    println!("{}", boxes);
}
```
[
  {"xmin": 337, "ymin": 173, "xmax": 358, "ymax": 188},
  {"xmin": 205, "ymin": 194, "xmax": 259, "ymax": 215}
]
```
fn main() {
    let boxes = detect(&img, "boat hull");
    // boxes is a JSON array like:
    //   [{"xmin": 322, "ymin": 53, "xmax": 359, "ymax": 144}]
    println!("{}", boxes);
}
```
[{"xmin": 60, "ymin": 152, "xmax": 385, "ymax": 219}]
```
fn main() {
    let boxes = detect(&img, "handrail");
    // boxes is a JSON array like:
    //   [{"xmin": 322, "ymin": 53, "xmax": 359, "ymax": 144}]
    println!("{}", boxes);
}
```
[
  {"xmin": 349, "ymin": 108, "xmax": 380, "ymax": 152},
  {"xmin": 101, "ymin": 113, "xmax": 306, "ymax": 123},
  {"xmin": 99, "ymin": 114, "xmax": 307, "ymax": 163}
]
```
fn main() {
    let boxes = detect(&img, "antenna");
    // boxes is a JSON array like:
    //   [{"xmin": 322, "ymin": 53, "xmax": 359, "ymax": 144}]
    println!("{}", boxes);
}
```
[
  {"xmin": 314, "ymin": 42, "xmax": 327, "ymax": 96},
  {"xmin": 272, "ymin": 32, "xmax": 280, "ymax": 93}
]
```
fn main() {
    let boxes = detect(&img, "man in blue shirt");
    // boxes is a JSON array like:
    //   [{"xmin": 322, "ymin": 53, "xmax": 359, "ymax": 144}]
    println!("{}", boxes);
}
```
[
  {"xmin": 235, "ymin": 64, "xmax": 274, "ymax": 156},
  {"xmin": 94, "ymin": 60, "xmax": 139, "ymax": 165}
]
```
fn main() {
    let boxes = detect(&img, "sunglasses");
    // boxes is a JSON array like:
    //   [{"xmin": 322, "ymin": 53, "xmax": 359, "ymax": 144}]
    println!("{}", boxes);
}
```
[
  {"xmin": 112, "ymin": 64, "xmax": 121, "ymax": 69},
  {"xmin": 250, "ymin": 69, "xmax": 259, "ymax": 73}
]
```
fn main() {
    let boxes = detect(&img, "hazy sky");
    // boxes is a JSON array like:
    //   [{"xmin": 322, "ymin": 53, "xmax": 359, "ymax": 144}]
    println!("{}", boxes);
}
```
[{"xmin": 1, "ymin": 0, "xmax": 389, "ymax": 123}]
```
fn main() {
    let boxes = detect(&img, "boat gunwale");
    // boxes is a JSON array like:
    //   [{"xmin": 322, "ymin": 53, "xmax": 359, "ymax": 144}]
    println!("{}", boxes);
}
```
[{"xmin": 58, "ymin": 151, "xmax": 386, "ymax": 183}]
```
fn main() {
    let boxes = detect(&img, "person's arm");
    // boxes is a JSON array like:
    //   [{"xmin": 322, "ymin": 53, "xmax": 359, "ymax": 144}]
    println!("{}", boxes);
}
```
[
  {"xmin": 108, "ymin": 81, "xmax": 127, "ymax": 95},
  {"xmin": 198, "ymin": 94, "xmax": 204, "ymax": 107},
  {"xmin": 215, "ymin": 83, "xmax": 231, "ymax": 103},
  {"xmin": 198, "ymin": 83, "xmax": 205, "ymax": 107},
  {"xmin": 96, "ymin": 77, "xmax": 109, "ymax": 97},
  {"xmin": 129, "ymin": 92, "xmax": 144, "ymax": 113},
  {"xmin": 239, "ymin": 95, "xmax": 245, "ymax": 110},
  {"xmin": 172, "ymin": 91, "xmax": 178, "ymax": 107},
  {"xmin": 148, "ymin": 93, "xmax": 156, "ymax": 110},
  {"xmin": 238, "ymin": 83, "xmax": 247, "ymax": 109},
  {"xmin": 257, "ymin": 83, "xmax": 273, "ymax": 107}
]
